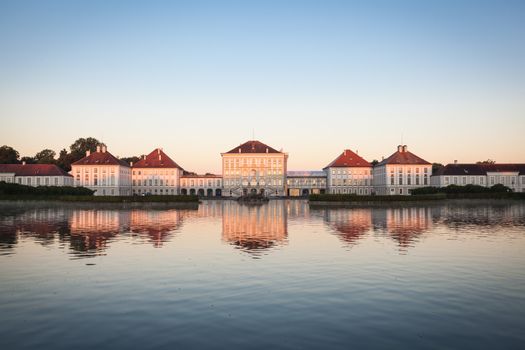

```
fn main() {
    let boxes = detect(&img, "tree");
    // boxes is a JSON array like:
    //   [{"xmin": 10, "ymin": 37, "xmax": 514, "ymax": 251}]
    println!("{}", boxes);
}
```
[
  {"xmin": 477, "ymin": 159, "xmax": 495, "ymax": 164},
  {"xmin": 56, "ymin": 148, "xmax": 72, "ymax": 171},
  {"xmin": 0, "ymin": 145, "xmax": 20, "ymax": 164},
  {"xmin": 34, "ymin": 149, "xmax": 56, "ymax": 164},
  {"xmin": 20, "ymin": 156, "xmax": 37, "ymax": 164},
  {"xmin": 69, "ymin": 137, "xmax": 100, "ymax": 162},
  {"xmin": 120, "ymin": 156, "xmax": 140, "ymax": 166},
  {"xmin": 371, "ymin": 159, "xmax": 379, "ymax": 167},
  {"xmin": 432, "ymin": 163, "xmax": 444, "ymax": 175}
]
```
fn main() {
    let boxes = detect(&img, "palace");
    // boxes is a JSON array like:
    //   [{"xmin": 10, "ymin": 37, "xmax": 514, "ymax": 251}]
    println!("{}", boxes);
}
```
[
  {"xmin": 221, "ymin": 140, "xmax": 288, "ymax": 197},
  {"xmin": 4, "ymin": 140, "xmax": 523, "ymax": 196},
  {"xmin": 71, "ymin": 144, "xmax": 131, "ymax": 196},
  {"xmin": 373, "ymin": 145, "xmax": 432, "ymax": 195},
  {"xmin": 131, "ymin": 148, "xmax": 183, "ymax": 195},
  {"xmin": 324, "ymin": 149, "xmax": 373, "ymax": 195}
]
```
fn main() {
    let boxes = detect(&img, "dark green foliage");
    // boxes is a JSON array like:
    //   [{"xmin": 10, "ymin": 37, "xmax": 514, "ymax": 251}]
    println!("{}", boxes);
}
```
[
  {"xmin": 432, "ymin": 163, "xmax": 444, "ymax": 175},
  {"xmin": 20, "ymin": 156, "xmax": 37, "ymax": 164},
  {"xmin": 35, "ymin": 149, "xmax": 56, "ymax": 164},
  {"xmin": 0, "ymin": 145, "xmax": 20, "ymax": 164},
  {"xmin": 0, "ymin": 181, "xmax": 94, "ymax": 196},
  {"xmin": 309, "ymin": 193, "xmax": 446, "ymax": 202},
  {"xmin": 411, "ymin": 184, "xmax": 513, "ymax": 195},
  {"xmin": 120, "ymin": 156, "xmax": 141, "ymax": 166}
]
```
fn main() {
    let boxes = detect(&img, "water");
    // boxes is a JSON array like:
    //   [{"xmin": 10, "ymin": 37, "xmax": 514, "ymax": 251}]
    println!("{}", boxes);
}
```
[{"xmin": 1, "ymin": 200, "xmax": 524, "ymax": 349}]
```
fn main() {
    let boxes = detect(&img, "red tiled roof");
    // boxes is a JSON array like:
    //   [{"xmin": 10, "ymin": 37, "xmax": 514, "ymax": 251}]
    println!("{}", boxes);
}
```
[
  {"xmin": 324, "ymin": 149, "xmax": 371, "ymax": 169},
  {"xmin": 0, "ymin": 164, "xmax": 73, "ymax": 177},
  {"xmin": 71, "ymin": 150, "xmax": 129, "ymax": 167},
  {"xmin": 132, "ymin": 148, "xmax": 182, "ymax": 169},
  {"xmin": 377, "ymin": 146, "xmax": 430, "ymax": 166},
  {"xmin": 225, "ymin": 140, "xmax": 281, "ymax": 154}
]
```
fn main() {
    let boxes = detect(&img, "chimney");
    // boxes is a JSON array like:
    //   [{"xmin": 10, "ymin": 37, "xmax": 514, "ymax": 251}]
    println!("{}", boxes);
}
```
[
  {"xmin": 402, "ymin": 145, "xmax": 407, "ymax": 152},
  {"xmin": 344, "ymin": 150, "xmax": 347, "ymax": 156},
  {"xmin": 266, "ymin": 148, "xmax": 268, "ymax": 153},
  {"xmin": 130, "ymin": 161, "xmax": 133, "ymax": 167},
  {"xmin": 86, "ymin": 150, "xmax": 91, "ymax": 157},
  {"xmin": 382, "ymin": 156, "xmax": 384, "ymax": 160},
  {"xmin": 397, "ymin": 145, "xmax": 402, "ymax": 152},
  {"xmin": 101, "ymin": 144, "xmax": 107, "ymax": 153},
  {"xmin": 157, "ymin": 148, "xmax": 160, "ymax": 155},
  {"xmin": 239, "ymin": 148, "xmax": 241, "ymax": 153},
  {"xmin": 454, "ymin": 160, "xmax": 458, "ymax": 164},
  {"xmin": 96, "ymin": 145, "xmax": 101, "ymax": 152},
  {"xmin": 356, "ymin": 149, "xmax": 358, "ymax": 155},
  {"xmin": 22, "ymin": 161, "xmax": 26, "ymax": 165}
]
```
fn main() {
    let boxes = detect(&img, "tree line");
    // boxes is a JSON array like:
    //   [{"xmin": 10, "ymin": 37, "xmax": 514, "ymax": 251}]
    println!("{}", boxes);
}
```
[{"xmin": 0, "ymin": 137, "xmax": 141, "ymax": 172}]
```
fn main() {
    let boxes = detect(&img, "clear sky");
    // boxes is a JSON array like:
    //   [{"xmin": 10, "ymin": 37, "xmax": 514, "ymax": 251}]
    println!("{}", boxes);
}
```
[{"xmin": 1, "ymin": 0, "xmax": 524, "ymax": 173}]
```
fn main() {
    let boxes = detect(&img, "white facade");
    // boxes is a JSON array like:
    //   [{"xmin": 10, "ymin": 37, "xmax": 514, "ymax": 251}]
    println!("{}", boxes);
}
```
[
  {"xmin": 132, "ymin": 168, "xmax": 182, "ymax": 195},
  {"xmin": 373, "ymin": 164, "xmax": 431, "ymax": 195},
  {"xmin": 0, "ymin": 164, "xmax": 74, "ymax": 187},
  {"xmin": 326, "ymin": 167, "xmax": 373, "ymax": 195},
  {"xmin": 180, "ymin": 174, "xmax": 222, "ymax": 197},
  {"xmin": 373, "ymin": 145, "xmax": 431, "ymax": 195},
  {"xmin": 431, "ymin": 163, "xmax": 525, "ymax": 192},
  {"xmin": 71, "ymin": 145, "xmax": 132, "ymax": 196},
  {"xmin": 131, "ymin": 148, "xmax": 183, "ymax": 195},
  {"xmin": 222, "ymin": 141, "xmax": 288, "ymax": 197},
  {"xmin": 286, "ymin": 171, "xmax": 327, "ymax": 196}
]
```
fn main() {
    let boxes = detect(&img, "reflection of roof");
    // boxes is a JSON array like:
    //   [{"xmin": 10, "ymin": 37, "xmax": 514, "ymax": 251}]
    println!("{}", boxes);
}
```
[
  {"xmin": 435, "ymin": 163, "xmax": 525, "ymax": 176},
  {"xmin": 72, "ymin": 150, "xmax": 129, "ymax": 167},
  {"xmin": 287, "ymin": 171, "xmax": 326, "ymax": 178},
  {"xmin": 324, "ymin": 149, "xmax": 371, "ymax": 169},
  {"xmin": 132, "ymin": 148, "xmax": 182, "ymax": 169},
  {"xmin": 0, "ymin": 164, "xmax": 73, "ymax": 177},
  {"xmin": 377, "ymin": 146, "xmax": 430, "ymax": 166},
  {"xmin": 225, "ymin": 140, "xmax": 281, "ymax": 154}
]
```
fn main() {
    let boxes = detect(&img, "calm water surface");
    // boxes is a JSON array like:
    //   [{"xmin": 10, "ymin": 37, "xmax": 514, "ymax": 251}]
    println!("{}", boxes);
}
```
[{"xmin": 1, "ymin": 200, "xmax": 525, "ymax": 349}]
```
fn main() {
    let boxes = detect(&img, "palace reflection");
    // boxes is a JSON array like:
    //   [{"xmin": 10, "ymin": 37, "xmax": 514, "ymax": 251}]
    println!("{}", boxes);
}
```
[
  {"xmin": 222, "ymin": 201, "xmax": 287, "ymax": 255},
  {"xmin": 324, "ymin": 209, "xmax": 372, "ymax": 246},
  {"xmin": 130, "ymin": 210, "xmax": 184, "ymax": 247},
  {"xmin": 1, "ymin": 201, "xmax": 525, "ymax": 257},
  {"xmin": 372, "ymin": 207, "xmax": 433, "ymax": 249}
]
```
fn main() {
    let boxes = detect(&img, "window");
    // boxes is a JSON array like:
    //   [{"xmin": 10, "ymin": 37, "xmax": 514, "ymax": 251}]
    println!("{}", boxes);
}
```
[{"xmin": 54, "ymin": 178, "xmax": 58, "ymax": 185}]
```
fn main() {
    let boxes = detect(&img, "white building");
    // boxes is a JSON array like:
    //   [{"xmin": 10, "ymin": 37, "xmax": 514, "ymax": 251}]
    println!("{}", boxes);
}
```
[
  {"xmin": 71, "ymin": 144, "xmax": 132, "ymax": 196},
  {"xmin": 0, "ymin": 163, "xmax": 73, "ymax": 186},
  {"xmin": 324, "ymin": 149, "xmax": 373, "ymax": 195},
  {"xmin": 132, "ymin": 148, "xmax": 183, "ymax": 195},
  {"xmin": 431, "ymin": 163, "xmax": 525, "ymax": 192},
  {"xmin": 180, "ymin": 173, "xmax": 222, "ymax": 197},
  {"xmin": 373, "ymin": 145, "xmax": 431, "ymax": 195},
  {"xmin": 221, "ymin": 140, "xmax": 288, "ymax": 197},
  {"xmin": 286, "ymin": 171, "xmax": 327, "ymax": 196}
]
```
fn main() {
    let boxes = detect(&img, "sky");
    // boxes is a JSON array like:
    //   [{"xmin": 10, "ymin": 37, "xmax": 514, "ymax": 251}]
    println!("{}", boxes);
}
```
[{"xmin": 0, "ymin": 0, "xmax": 524, "ymax": 173}]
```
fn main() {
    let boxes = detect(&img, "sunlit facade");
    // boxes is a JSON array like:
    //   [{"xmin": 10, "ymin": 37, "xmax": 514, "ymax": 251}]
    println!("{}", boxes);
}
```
[
  {"xmin": 180, "ymin": 173, "xmax": 222, "ymax": 197},
  {"xmin": 221, "ymin": 140, "xmax": 288, "ymax": 197},
  {"xmin": 324, "ymin": 149, "xmax": 373, "ymax": 195},
  {"xmin": 286, "ymin": 171, "xmax": 326, "ymax": 196},
  {"xmin": 132, "ymin": 148, "xmax": 183, "ymax": 195},
  {"xmin": 373, "ymin": 145, "xmax": 431, "ymax": 195},
  {"xmin": 71, "ymin": 144, "xmax": 132, "ymax": 196}
]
